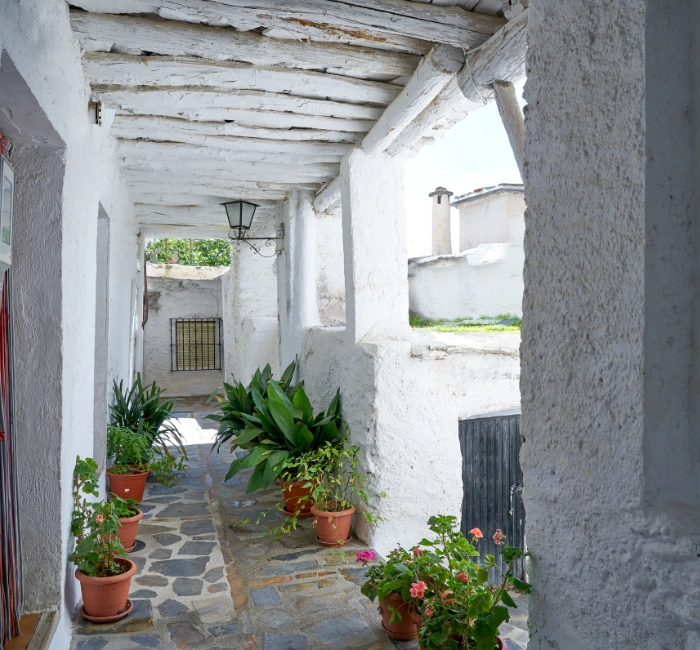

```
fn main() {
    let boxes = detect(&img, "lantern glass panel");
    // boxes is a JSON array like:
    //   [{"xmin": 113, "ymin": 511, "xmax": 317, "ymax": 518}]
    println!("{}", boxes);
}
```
[{"xmin": 241, "ymin": 202, "xmax": 256, "ymax": 228}]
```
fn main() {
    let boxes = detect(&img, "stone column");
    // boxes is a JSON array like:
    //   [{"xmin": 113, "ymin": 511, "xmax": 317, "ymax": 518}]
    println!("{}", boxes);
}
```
[
  {"xmin": 277, "ymin": 190, "xmax": 320, "ymax": 367},
  {"xmin": 429, "ymin": 186, "xmax": 453, "ymax": 255},
  {"xmin": 341, "ymin": 148, "xmax": 410, "ymax": 342},
  {"xmin": 522, "ymin": 1, "xmax": 700, "ymax": 648}
]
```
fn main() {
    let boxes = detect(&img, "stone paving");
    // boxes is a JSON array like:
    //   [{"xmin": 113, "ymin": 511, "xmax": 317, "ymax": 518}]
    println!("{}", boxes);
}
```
[{"xmin": 70, "ymin": 407, "xmax": 528, "ymax": 650}]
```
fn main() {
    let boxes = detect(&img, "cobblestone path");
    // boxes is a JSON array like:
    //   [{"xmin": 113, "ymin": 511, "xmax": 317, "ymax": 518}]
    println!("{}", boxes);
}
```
[{"xmin": 71, "ymin": 417, "xmax": 528, "ymax": 650}]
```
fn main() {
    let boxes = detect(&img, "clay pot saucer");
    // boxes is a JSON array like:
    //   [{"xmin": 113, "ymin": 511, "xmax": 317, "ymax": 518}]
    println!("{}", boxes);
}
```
[
  {"xmin": 316, "ymin": 535, "xmax": 351, "ymax": 548},
  {"xmin": 80, "ymin": 599, "xmax": 133, "ymax": 623},
  {"xmin": 283, "ymin": 504, "xmax": 314, "ymax": 519}
]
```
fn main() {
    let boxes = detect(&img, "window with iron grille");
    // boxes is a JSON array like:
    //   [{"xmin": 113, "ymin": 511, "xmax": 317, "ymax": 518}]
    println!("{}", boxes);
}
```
[{"xmin": 171, "ymin": 318, "xmax": 222, "ymax": 371}]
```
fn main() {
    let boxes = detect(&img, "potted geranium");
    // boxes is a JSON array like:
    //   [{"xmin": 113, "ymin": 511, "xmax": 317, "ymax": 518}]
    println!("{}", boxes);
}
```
[
  {"xmin": 74, "ymin": 456, "xmax": 144, "ymax": 552},
  {"xmin": 70, "ymin": 456, "xmax": 136, "ymax": 622},
  {"xmin": 410, "ymin": 515, "xmax": 531, "ymax": 650},
  {"xmin": 359, "ymin": 546, "xmax": 427, "ymax": 640},
  {"xmin": 107, "ymin": 425, "xmax": 186, "ymax": 501},
  {"xmin": 309, "ymin": 441, "xmax": 374, "ymax": 547}
]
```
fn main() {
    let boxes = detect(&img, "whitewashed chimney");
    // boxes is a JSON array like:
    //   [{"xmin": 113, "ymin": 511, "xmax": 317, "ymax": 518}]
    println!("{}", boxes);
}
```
[{"xmin": 429, "ymin": 186, "xmax": 453, "ymax": 255}]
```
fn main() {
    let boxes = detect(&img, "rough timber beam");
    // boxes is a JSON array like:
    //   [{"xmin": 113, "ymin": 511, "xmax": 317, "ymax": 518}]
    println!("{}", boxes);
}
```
[
  {"xmin": 387, "ymin": 9, "xmax": 528, "ymax": 155},
  {"xmin": 69, "ymin": 11, "xmax": 420, "ymax": 80},
  {"xmin": 135, "ymin": 203, "xmax": 276, "ymax": 225},
  {"xmin": 111, "ymin": 115, "xmax": 364, "ymax": 145},
  {"xmin": 314, "ymin": 43, "xmax": 464, "ymax": 211},
  {"xmin": 81, "ymin": 54, "xmax": 403, "ymax": 106},
  {"xmin": 116, "ymin": 139, "xmax": 350, "ymax": 164},
  {"xmin": 69, "ymin": 0, "xmax": 506, "ymax": 53},
  {"xmin": 91, "ymin": 89, "xmax": 376, "ymax": 132},
  {"xmin": 361, "ymin": 44, "xmax": 464, "ymax": 155},
  {"xmin": 492, "ymin": 80, "xmax": 525, "ymax": 178}
]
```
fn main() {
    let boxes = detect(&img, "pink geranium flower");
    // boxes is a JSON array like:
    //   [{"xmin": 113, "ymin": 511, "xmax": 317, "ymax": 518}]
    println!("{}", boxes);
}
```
[
  {"xmin": 469, "ymin": 527, "xmax": 483, "ymax": 539},
  {"xmin": 493, "ymin": 529, "xmax": 505, "ymax": 545},
  {"xmin": 356, "ymin": 550, "xmax": 376, "ymax": 564},
  {"xmin": 457, "ymin": 572, "xmax": 469, "ymax": 583},
  {"xmin": 410, "ymin": 581, "xmax": 427, "ymax": 598},
  {"xmin": 96, "ymin": 514, "xmax": 104, "ymax": 523},
  {"xmin": 424, "ymin": 606, "xmax": 434, "ymax": 617},
  {"xmin": 412, "ymin": 547, "xmax": 423, "ymax": 557}
]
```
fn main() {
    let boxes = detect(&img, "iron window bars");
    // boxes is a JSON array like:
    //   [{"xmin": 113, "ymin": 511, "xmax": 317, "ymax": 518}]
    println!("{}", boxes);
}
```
[{"xmin": 171, "ymin": 318, "xmax": 222, "ymax": 371}]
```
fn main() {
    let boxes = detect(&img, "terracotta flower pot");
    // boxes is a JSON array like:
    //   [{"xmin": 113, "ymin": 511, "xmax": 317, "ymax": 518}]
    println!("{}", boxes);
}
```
[
  {"xmin": 115, "ymin": 509, "xmax": 144, "ymax": 552},
  {"xmin": 311, "ymin": 503, "xmax": 354, "ymax": 547},
  {"xmin": 420, "ymin": 636, "xmax": 504, "ymax": 650},
  {"xmin": 75, "ymin": 557, "xmax": 136, "ymax": 620},
  {"xmin": 107, "ymin": 468, "xmax": 150, "ymax": 502},
  {"xmin": 277, "ymin": 478, "xmax": 315, "ymax": 517},
  {"xmin": 379, "ymin": 592, "xmax": 419, "ymax": 640}
]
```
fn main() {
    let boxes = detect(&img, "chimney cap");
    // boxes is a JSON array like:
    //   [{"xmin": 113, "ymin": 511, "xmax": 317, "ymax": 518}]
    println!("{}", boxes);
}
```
[{"xmin": 428, "ymin": 186, "xmax": 453, "ymax": 198}]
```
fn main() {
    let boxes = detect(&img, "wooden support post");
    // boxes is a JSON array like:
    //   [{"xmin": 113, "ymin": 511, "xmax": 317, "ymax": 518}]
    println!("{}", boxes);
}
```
[{"xmin": 493, "ymin": 80, "xmax": 525, "ymax": 179}]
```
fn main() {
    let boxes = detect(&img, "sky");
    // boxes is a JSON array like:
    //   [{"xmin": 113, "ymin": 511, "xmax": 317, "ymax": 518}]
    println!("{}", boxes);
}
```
[{"xmin": 404, "ymin": 79, "xmax": 525, "ymax": 257}]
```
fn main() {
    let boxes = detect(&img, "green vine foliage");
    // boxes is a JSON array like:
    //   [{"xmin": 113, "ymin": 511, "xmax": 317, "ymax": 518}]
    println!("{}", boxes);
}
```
[{"xmin": 146, "ymin": 238, "xmax": 231, "ymax": 267}]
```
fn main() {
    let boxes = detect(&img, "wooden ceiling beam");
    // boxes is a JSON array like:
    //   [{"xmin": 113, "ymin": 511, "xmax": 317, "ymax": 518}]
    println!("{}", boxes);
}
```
[
  {"xmin": 111, "ymin": 115, "xmax": 363, "ymax": 145},
  {"xmin": 81, "ymin": 54, "xmax": 403, "ymax": 106},
  {"xmin": 117, "ymin": 139, "xmax": 351, "ymax": 163},
  {"xmin": 69, "ymin": 11, "xmax": 420, "ymax": 80},
  {"xmin": 387, "ymin": 9, "xmax": 528, "ymax": 155},
  {"xmin": 92, "ymin": 89, "xmax": 376, "ymax": 132},
  {"xmin": 69, "ymin": 0, "xmax": 505, "ymax": 52}
]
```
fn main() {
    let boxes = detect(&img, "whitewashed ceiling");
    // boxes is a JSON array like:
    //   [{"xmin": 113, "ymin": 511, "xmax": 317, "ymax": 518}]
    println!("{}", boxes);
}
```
[{"xmin": 67, "ymin": 0, "xmax": 521, "ymax": 233}]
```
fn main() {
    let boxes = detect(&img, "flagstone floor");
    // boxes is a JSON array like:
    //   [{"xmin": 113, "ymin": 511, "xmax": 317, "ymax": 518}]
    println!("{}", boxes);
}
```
[{"xmin": 70, "ymin": 406, "xmax": 528, "ymax": 650}]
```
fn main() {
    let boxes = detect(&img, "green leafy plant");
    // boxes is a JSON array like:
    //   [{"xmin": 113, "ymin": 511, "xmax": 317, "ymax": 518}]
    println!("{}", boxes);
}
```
[
  {"xmin": 110, "ymin": 373, "xmax": 186, "ymax": 458},
  {"xmin": 208, "ymin": 360, "xmax": 301, "ymax": 453},
  {"xmin": 107, "ymin": 425, "xmax": 186, "ymax": 487},
  {"xmin": 397, "ymin": 515, "xmax": 532, "ymax": 650},
  {"xmin": 209, "ymin": 360, "xmax": 345, "ymax": 494},
  {"xmin": 69, "ymin": 456, "xmax": 128, "ymax": 577},
  {"xmin": 310, "ymin": 441, "xmax": 373, "ymax": 514}
]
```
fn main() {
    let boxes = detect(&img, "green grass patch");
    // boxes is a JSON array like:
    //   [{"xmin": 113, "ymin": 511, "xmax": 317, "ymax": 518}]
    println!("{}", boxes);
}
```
[{"xmin": 409, "ymin": 314, "xmax": 521, "ymax": 333}]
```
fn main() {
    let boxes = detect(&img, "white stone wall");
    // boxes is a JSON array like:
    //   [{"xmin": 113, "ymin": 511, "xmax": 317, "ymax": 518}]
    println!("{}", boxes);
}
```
[
  {"xmin": 0, "ymin": 3, "xmax": 139, "ymax": 646},
  {"xmin": 300, "ymin": 328, "xmax": 520, "ymax": 557},
  {"xmin": 144, "ymin": 270, "xmax": 224, "ymax": 397},
  {"xmin": 316, "ymin": 211, "xmax": 346, "ymax": 326},
  {"xmin": 409, "ymin": 211, "xmax": 524, "ymax": 320},
  {"xmin": 522, "ymin": 1, "xmax": 700, "ymax": 648},
  {"xmin": 459, "ymin": 191, "xmax": 524, "ymax": 252},
  {"xmin": 222, "ymin": 241, "xmax": 279, "ymax": 383}
]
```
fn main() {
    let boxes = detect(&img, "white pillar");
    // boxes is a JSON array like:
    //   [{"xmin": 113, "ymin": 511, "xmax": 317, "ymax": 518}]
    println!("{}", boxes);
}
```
[
  {"xmin": 429, "ymin": 186, "xmax": 453, "ymax": 255},
  {"xmin": 278, "ymin": 190, "xmax": 320, "ymax": 367},
  {"xmin": 341, "ymin": 148, "xmax": 410, "ymax": 342}
]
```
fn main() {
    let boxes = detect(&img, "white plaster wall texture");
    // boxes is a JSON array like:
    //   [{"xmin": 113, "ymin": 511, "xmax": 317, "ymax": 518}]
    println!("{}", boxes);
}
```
[
  {"xmin": 459, "ymin": 191, "xmax": 524, "ymax": 252},
  {"xmin": 224, "ymin": 241, "xmax": 279, "ymax": 382},
  {"xmin": 0, "ymin": 3, "xmax": 139, "ymax": 646},
  {"xmin": 522, "ymin": 1, "xmax": 700, "ymax": 648},
  {"xmin": 300, "ymin": 327, "xmax": 520, "ymax": 558},
  {"xmin": 315, "ymin": 211, "xmax": 346, "ymax": 326},
  {"xmin": 341, "ymin": 148, "xmax": 410, "ymax": 342},
  {"xmin": 144, "ymin": 274, "xmax": 223, "ymax": 397},
  {"xmin": 409, "ymin": 213, "xmax": 524, "ymax": 320}
]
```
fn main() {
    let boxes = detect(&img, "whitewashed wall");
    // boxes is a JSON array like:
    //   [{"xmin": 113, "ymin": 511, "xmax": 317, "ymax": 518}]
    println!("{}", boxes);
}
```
[
  {"xmin": 300, "ymin": 328, "xmax": 520, "ymax": 557},
  {"xmin": 0, "ymin": 2, "xmax": 139, "ymax": 647},
  {"xmin": 144, "ymin": 268, "xmax": 225, "ymax": 397},
  {"xmin": 222, "ymin": 242, "xmax": 279, "ymax": 384},
  {"xmin": 409, "ymin": 191, "xmax": 525, "ymax": 320},
  {"xmin": 316, "ymin": 210, "xmax": 346, "ymax": 326}
]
